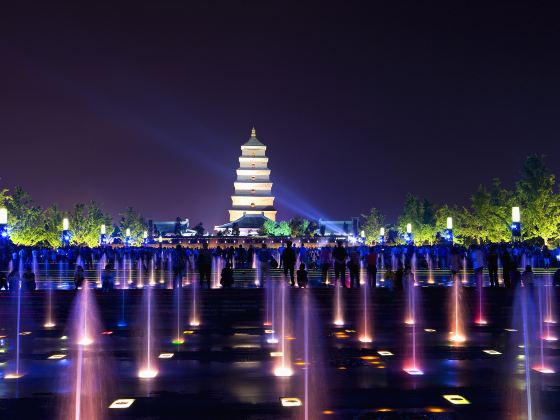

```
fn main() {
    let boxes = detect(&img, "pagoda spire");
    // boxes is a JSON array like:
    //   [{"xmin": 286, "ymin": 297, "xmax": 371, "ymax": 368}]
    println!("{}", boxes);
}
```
[{"xmin": 250, "ymin": 126, "xmax": 256, "ymax": 138}]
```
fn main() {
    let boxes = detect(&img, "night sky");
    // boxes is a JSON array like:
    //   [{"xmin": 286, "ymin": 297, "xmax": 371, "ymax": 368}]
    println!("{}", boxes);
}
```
[{"xmin": 1, "ymin": 1, "xmax": 559, "ymax": 229}]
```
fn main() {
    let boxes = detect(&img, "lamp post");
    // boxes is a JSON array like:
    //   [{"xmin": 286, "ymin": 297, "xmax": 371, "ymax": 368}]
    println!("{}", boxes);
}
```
[
  {"xmin": 61, "ymin": 218, "xmax": 70, "ymax": 247},
  {"xmin": 125, "ymin": 228, "xmax": 131, "ymax": 247},
  {"xmin": 445, "ymin": 217, "xmax": 453, "ymax": 244},
  {"xmin": 100, "ymin": 224, "xmax": 108, "ymax": 246},
  {"xmin": 511, "ymin": 206, "xmax": 521, "ymax": 243},
  {"xmin": 143, "ymin": 230, "xmax": 148, "ymax": 245},
  {"xmin": 0, "ymin": 208, "xmax": 8, "ymax": 241},
  {"xmin": 405, "ymin": 223, "xmax": 413, "ymax": 245},
  {"xmin": 379, "ymin": 227, "xmax": 385, "ymax": 245}
]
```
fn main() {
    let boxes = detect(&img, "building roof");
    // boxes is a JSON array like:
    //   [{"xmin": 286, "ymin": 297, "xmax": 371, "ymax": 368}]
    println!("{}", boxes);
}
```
[
  {"xmin": 242, "ymin": 127, "xmax": 265, "ymax": 147},
  {"xmin": 216, "ymin": 213, "xmax": 271, "ymax": 229}
]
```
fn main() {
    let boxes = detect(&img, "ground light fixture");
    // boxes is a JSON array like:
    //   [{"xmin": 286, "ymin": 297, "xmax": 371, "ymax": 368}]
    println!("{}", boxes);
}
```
[
  {"xmin": 483, "ymin": 349, "xmax": 502, "ymax": 355},
  {"xmin": 377, "ymin": 350, "xmax": 394, "ymax": 356},
  {"xmin": 280, "ymin": 397, "xmax": 302, "ymax": 407},
  {"xmin": 158, "ymin": 353, "xmax": 174, "ymax": 359},
  {"xmin": 109, "ymin": 399, "xmax": 135, "ymax": 409},
  {"xmin": 47, "ymin": 354, "xmax": 66, "ymax": 360},
  {"xmin": 443, "ymin": 395, "xmax": 470, "ymax": 405}
]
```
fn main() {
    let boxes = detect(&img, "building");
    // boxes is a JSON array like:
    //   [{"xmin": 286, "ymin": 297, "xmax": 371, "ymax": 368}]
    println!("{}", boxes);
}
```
[
  {"xmin": 150, "ymin": 218, "xmax": 198, "ymax": 238},
  {"xmin": 215, "ymin": 127, "xmax": 276, "ymax": 235}
]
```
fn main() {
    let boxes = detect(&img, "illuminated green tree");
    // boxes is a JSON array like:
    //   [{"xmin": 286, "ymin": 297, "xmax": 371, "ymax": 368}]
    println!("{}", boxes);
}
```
[
  {"xmin": 288, "ymin": 217, "xmax": 309, "ymax": 237},
  {"xmin": 40, "ymin": 205, "xmax": 64, "ymax": 248},
  {"xmin": 464, "ymin": 180, "xmax": 513, "ymax": 243},
  {"xmin": 361, "ymin": 207, "xmax": 386, "ymax": 245},
  {"xmin": 516, "ymin": 155, "xmax": 560, "ymax": 245},
  {"xmin": 435, "ymin": 204, "xmax": 473, "ymax": 245},
  {"xmin": 6, "ymin": 187, "xmax": 44, "ymax": 246},
  {"xmin": 69, "ymin": 202, "xmax": 112, "ymax": 247},
  {"xmin": 118, "ymin": 207, "xmax": 147, "ymax": 245},
  {"xmin": 261, "ymin": 220, "xmax": 293, "ymax": 236},
  {"xmin": 397, "ymin": 194, "xmax": 438, "ymax": 244}
]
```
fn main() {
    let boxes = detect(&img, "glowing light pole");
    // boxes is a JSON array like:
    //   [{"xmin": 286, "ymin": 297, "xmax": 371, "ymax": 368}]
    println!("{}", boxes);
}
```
[
  {"xmin": 445, "ymin": 217, "xmax": 453, "ymax": 244},
  {"xmin": 379, "ymin": 227, "xmax": 385, "ymax": 245},
  {"xmin": 511, "ymin": 206, "xmax": 521, "ymax": 243},
  {"xmin": 62, "ymin": 217, "xmax": 70, "ymax": 247},
  {"xmin": 404, "ymin": 223, "xmax": 413, "ymax": 245},
  {"xmin": 0, "ymin": 207, "xmax": 8, "ymax": 241},
  {"xmin": 143, "ymin": 230, "xmax": 148, "ymax": 245},
  {"xmin": 125, "ymin": 228, "xmax": 131, "ymax": 247},
  {"xmin": 100, "ymin": 224, "xmax": 108, "ymax": 245}
]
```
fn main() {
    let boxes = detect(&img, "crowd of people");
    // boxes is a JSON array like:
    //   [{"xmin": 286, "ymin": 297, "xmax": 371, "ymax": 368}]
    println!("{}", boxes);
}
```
[{"xmin": 0, "ymin": 240, "xmax": 559, "ymax": 291}]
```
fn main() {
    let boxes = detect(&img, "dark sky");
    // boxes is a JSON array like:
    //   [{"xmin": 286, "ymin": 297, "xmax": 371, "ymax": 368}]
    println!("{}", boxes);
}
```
[{"xmin": 1, "ymin": 1, "xmax": 559, "ymax": 229}]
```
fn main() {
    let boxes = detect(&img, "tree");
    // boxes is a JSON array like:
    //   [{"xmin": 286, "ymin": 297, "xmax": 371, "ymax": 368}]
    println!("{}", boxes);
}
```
[
  {"xmin": 6, "ymin": 187, "xmax": 44, "ymax": 246},
  {"xmin": 261, "ymin": 219, "xmax": 277, "ymax": 236},
  {"xmin": 69, "ymin": 202, "xmax": 112, "ymax": 247},
  {"xmin": 516, "ymin": 155, "xmax": 560, "ymax": 245},
  {"xmin": 41, "ymin": 205, "xmax": 64, "ymax": 248},
  {"xmin": 464, "ymin": 180, "xmax": 513, "ymax": 243},
  {"xmin": 396, "ymin": 194, "xmax": 438, "ymax": 244},
  {"xmin": 288, "ymin": 217, "xmax": 309, "ymax": 237},
  {"xmin": 361, "ymin": 207, "xmax": 386, "ymax": 245},
  {"xmin": 305, "ymin": 220, "xmax": 319, "ymax": 236},
  {"xmin": 118, "ymin": 207, "xmax": 147, "ymax": 245},
  {"xmin": 435, "ymin": 204, "xmax": 472, "ymax": 245}
]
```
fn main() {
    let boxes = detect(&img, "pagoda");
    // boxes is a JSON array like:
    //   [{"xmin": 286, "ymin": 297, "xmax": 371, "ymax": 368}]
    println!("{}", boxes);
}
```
[{"xmin": 215, "ymin": 127, "xmax": 277, "ymax": 235}]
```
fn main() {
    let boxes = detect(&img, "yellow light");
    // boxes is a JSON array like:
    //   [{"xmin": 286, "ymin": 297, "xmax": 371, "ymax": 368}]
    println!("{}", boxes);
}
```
[
  {"xmin": 360, "ymin": 356, "xmax": 377, "ymax": 360},
  {"xmin": 377, "ymin": 350, "xmax": 394, "ymax": 356},
  {"xmin": 60, "ymin": 335, "xmax": 68, "ymax": 340},
  {"xmin": 323, "ymin": 410, "xmax": 335, "ymax": 415},
  {"xmin": 43, "ymin": 322, "xmax": 56, "ymax": 328},
  {"xmin": 270, "ymin": 352, "xmax": 283, "ymax": 357},
  {"xmin": 280, "ymin": 397, "xmax": 302, "ymax": 407},
  {"xmin": 377, "ymin": 408, "xmax": 392, "ymax": 412},
  {"xmin": 19, "ymin": 331, "xmax": 31, "ymax": 336},
  {"xmin": 358, "ymin": 335, "xmax": 373, "ymax": 343},
  {"xmin": 443, "ymin": 395, "xmax": 470, "ymax": 405},
  {"xmin": 427, "ymin": 407, "xmax": 445, "ymax": 413},
  {"xmin": 183, "ymin": 330, "xmax": 194, "ymax": 335},
  {"xmin": 109, "ymin": 399, "xmax": 135, "ymax": 409},
  {"xmin": 483, "ymin": 349, "xmax": 502, "ymax": 355},
  {"xmin": 424, "ymin": 328, "xmax": 436, "ymax": 332},
  {"xmin": 158, "ymin": 353, "xmax": 174, "ymax": 359},
  {"xmin": 264, "ymin": 329, "xmax": 274, "ymax": 334},
  {"xmin": 48, "ymin": 354, "xmax": 66, "ymax": 360}
]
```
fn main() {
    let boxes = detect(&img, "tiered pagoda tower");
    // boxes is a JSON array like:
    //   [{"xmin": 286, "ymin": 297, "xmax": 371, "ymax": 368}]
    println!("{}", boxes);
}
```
[{"xmin": 229, "ymin": 127, "xmax": 277, "ymax": 222}]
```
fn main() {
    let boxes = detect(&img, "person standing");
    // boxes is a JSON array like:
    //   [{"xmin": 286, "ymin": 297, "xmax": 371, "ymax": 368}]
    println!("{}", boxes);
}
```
[
  {"xmin": 333, "ymin": 241, "xmax": 348, "ymax": 288},
  {"xmin": 487, "ymin": 245, "xmax": 499, "ymax": 287},
  {"xmin": 471, "ymin": 245, "xmax": 485, "ymax": 290},
  {"xmin": 280, "ymin": 241, "xmax": 296, "ymax": 286},
  {"xmin": 366, "ymin": 247, "xmax": 378, "ymax": 288},
  {"xmin": 257, "ymin": 243, "xmax": 272, "ymax": 288},
  {"xmin": 197, "ymin": 243, "xmax": 213, "ymax": 289},
  {"xmin": 348, "ymin": 247, "xmax": 361, "ymax": 288},
  {"xmin": 172, "ymin": 244, "xmax": 186, "ymax": 289}
]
